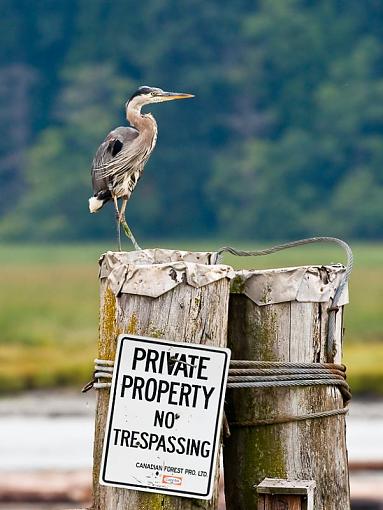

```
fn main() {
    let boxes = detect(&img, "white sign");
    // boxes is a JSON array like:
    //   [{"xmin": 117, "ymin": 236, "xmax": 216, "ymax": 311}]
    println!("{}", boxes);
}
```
[{"xmin": 100, "ymin": 334, "xmax": 230, "ymax": 499}]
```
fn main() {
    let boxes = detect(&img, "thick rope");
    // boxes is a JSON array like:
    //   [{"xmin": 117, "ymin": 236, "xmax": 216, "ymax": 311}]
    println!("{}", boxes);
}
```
[
  {"xmin": 84, "ymin": 358, "xmax": 351, "ymax": 404},
  {"xmin": 229, "ymin": 369, "xmax": 345, "ymax": 377},
  {"xmin": 228, "ymin": 374, "xmax": 345, "ymax": 383},
  {"xmin": 89, "ymin": 378, "xmax": 350, "ymax": 400},
  {"xmin": 227, "ymin": 379, "xmax": 350, "ymax": 402},
  {"xmin": 229, "ymin": 407, "xmax": 349, "ymax": 428},
  {"xmin": 84, "ymin": 358, "xmax": 351, "ymax": 427},
  {"xmin": 216, "ymin": 237, "xmax": 353, "ymax": 358},
  {"xmin": 95, "ymin": 358, "xmax": 114, "ymax": 366},
  {"xmin": 230, "ymin": 360, "xmax": 345, "ymax": 370}
]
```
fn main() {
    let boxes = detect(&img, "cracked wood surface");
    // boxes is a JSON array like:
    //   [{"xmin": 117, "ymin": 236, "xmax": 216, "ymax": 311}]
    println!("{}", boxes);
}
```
[{"xmin": 92, "ymin": 268, "xmax": 231, "ymax": 510}]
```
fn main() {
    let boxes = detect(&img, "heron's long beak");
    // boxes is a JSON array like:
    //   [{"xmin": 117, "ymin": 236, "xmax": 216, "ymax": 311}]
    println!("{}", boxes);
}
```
[{"xmin": 159, "ymin": 91, "xmax": 195, "ymax": 101}]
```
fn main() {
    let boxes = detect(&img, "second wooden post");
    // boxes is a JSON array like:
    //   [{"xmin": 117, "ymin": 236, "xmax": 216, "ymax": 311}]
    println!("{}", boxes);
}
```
[{"xmin": 223, "ymin": 264, "xmax": 350, "ymax": 510}]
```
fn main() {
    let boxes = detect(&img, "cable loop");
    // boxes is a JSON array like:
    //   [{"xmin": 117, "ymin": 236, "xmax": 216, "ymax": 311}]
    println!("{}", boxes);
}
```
[
  {"xmin": 216, "ymin": 237, "xmax": 353, "ymax": 358},
  {"xmin": 229, "ymin": 407, "xmax": 349, "ymax": 428},
  {"xmin": 84, "ymin": 358, "xmax": 351, "ymax": 404}
]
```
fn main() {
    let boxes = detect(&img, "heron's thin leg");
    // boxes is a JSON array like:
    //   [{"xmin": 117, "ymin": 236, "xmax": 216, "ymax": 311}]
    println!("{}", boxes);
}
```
[
  {"xmin": 119, "ymin": 198, "xmax": 142, "ymax": 251},
  {"xmin": 119, "ymin": 198, "xmax": 128, "ymax": 219},
  {"xmin": 113, "ymin": 195, "xmax": 122, "ymax": 252},
  {"xmin": 121, "ymin": 221, "xmax": 141, "ymax": 251}
]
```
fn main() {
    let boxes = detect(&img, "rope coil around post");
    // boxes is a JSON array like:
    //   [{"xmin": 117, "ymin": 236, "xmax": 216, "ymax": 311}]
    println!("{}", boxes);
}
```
[
  {"xmin": 215, "ymin": 236, "xmax": 353, "ymax": 358},
  {"xmin": 228, "ymin": 407, "xmax": 349, "ymax": 429},
  {"xmin": 83, "ymin": 358, "xmax": 351, "ymax": 426},
  {"xmin": 226, "ymin": 359, "xmax": 350, "ymax": 431}
]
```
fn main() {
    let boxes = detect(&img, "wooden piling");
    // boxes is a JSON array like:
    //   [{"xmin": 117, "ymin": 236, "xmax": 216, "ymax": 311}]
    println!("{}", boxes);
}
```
[
  {"xmin": 223, "ymin": 265, "xmax": 350, "ymax": 510},
  {"xmin": 92, "ymin": 249, "xmax": 232, "ymax": 510}
]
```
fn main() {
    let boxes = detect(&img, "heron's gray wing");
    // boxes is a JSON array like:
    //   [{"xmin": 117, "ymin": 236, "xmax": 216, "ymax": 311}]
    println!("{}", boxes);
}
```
[{"xmin": 91, "ymin": 126, "xmax": 139, "ymax": 196}]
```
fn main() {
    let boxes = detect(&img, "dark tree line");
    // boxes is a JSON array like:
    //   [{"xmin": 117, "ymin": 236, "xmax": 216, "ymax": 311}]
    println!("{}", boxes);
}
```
[{"xmin": 0, "ymin": 0, "xmax": 382, "ymax": 241}]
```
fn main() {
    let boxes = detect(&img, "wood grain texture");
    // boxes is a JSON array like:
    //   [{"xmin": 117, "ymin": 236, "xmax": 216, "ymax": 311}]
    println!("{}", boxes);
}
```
[
  {"xmin": 92, "ymin": 271, "xmax": 231, "ymax": 510},
  {"xmin": 224, "ymin": 292, "xmax": 350, "ymax": 510},
  {"xmin": 258, "ymin": 494, "xmax": 302, "ymax": 510}
]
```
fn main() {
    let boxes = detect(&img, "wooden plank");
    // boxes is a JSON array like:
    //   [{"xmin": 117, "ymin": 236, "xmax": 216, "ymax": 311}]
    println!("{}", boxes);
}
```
[
  {"xmin": 92, "ymin": 264, "xmax": 231, "ymax": 510},
  {"xmin": 270, "ymin": 495, "xmax": 302, "ymax": 509},
  {"xmin": 258, "ymin": 494, "xmax": 303, "ymax": 510},
  {"xmin": 257, "ymin": 478, "xmax": 315, "ymax": 495}
]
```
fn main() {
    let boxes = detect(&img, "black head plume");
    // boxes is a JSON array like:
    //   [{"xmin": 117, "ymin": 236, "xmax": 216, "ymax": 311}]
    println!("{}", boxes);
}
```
[{"xmin": 129, "ymin": 86, "xmax": 161, "ymax": 102}]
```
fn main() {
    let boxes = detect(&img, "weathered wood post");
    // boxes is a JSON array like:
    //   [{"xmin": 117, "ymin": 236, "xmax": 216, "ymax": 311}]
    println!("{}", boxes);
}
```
[
  {"xmin": 92, "ymin": 249, "xmax": 233, "ymax": 510},
  {"xmin": 223, "ymin": 262, "xmax": 350, "ymax": 510}
]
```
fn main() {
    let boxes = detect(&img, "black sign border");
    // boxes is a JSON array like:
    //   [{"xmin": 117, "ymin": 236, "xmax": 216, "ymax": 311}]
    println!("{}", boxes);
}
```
[{"xmin": 101, "ymin": 334, "xmax": 230, "ymax": 499}]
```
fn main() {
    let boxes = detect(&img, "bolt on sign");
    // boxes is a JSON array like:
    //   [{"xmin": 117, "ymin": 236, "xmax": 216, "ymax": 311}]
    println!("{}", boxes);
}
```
[{"xmin": 100, "ymin": 334, "xmax": 231, "ymax": 499}]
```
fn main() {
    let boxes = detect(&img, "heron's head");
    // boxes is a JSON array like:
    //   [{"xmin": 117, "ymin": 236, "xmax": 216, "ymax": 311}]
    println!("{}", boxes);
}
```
[{"xmin": 127, "ymin": 86, "xmax": 194, "ymax": 110}]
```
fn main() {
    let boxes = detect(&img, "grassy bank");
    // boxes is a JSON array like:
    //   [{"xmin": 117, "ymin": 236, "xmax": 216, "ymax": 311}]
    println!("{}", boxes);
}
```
[{"xmin": 0, "ymin": 241, "xmax": 382, "ymax": 394}]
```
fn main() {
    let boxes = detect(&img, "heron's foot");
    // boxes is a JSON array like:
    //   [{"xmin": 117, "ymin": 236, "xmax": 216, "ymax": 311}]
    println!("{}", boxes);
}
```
[{"xmin": 121, "ymin": 219, "xmax": 142, "ymax": 251}]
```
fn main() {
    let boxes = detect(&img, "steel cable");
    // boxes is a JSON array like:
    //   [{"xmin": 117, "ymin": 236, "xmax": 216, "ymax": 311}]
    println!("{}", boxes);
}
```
[
  {"xmin": 85, "ymin": 358, "xmax": 351, "ymax": 403},
  {"xmin": 216, "ymin": 237, "xmax": 353, "ymax": 357}
]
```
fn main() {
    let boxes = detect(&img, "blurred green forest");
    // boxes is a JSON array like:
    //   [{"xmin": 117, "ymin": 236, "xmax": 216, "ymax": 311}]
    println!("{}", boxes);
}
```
[{"xmin": 0, "ymin": 0, "xmax": 383, "ymax": 241}]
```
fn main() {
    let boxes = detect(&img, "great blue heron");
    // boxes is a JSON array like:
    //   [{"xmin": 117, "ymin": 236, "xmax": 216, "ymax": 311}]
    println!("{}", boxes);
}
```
[{"xmin": 89, "ymin": 85, "xmax": 194, "ymax": 250}]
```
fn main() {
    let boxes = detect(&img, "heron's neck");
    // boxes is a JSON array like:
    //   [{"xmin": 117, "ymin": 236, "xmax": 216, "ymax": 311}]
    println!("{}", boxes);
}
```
[{"xmin": 127, "ymin": 104, "xmax": 157, "ymax": 134}]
